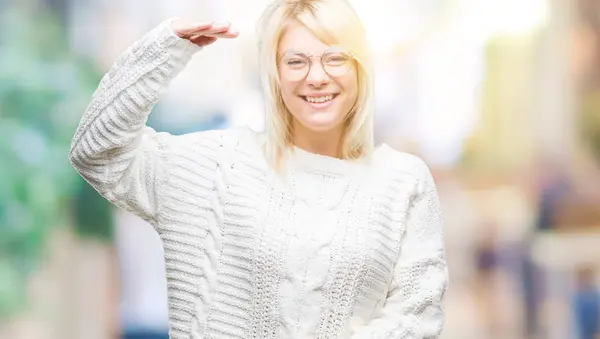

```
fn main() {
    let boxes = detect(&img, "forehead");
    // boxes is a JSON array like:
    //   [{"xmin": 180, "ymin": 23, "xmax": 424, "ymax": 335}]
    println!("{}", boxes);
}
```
[{"xmin": 278, "ymin": 20, "xmax": 329, "ymax": 55}]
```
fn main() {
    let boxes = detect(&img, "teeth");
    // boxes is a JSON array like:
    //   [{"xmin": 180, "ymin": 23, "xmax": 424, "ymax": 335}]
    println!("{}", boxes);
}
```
[{"xmin": 306, "ymin": 95, "xmax": 333, "ymax": 103}]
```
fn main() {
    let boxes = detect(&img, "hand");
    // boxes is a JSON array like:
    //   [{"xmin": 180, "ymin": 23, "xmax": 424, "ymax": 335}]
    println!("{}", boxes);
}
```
[{"xmin": 170, "ymin": 18, "xmax": 239, "ymax": 47}]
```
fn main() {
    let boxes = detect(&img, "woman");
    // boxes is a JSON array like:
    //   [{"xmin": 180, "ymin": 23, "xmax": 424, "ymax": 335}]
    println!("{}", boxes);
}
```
[{"xmin": 69, "ymin": 0, "xmax": 448, "ymax": 338}]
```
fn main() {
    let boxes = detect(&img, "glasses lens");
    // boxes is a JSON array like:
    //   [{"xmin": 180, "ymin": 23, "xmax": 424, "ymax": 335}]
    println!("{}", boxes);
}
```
[
  {"xmin": 278, "ymin": 50, "xmax": 354, "ymax": 80},
  {"xmin": 279, "ymin": 53, "xmax": 309, "ymax": 81},
  {"xmin": 323, "ymin": 52, "xmax": 353, "ymax": 77}
]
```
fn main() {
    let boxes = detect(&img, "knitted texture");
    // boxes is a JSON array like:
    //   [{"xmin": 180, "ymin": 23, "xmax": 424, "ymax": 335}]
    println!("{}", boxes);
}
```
[{"xmin": 69, "ymin": 19, "xmax": 448, "ymax": 339}]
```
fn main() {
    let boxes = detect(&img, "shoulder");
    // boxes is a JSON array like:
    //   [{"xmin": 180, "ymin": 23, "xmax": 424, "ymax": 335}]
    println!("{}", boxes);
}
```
[
  {"xmin": 168, "ymin": 127, "xmax": 245, "ymax": 145},
  {"xmin": 164, "ymin": 126, "xmax": 255, "ymax": 150},
  {"xmin": 373, "ymin": 144, "xmax": 439, "ymax": 201},
  {"xmin": 164, "ymin": 126, "xmax": 262, "ymax": 160},
  {"xmin": 375, "ymin": 144, "xmax": 433, "ymax": 182}
]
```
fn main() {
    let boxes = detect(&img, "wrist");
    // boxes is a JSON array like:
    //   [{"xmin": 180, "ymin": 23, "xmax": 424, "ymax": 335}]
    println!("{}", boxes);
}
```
[{"xmin": 167, "ymin": 17, "xmax": 184, "ymax": 38}]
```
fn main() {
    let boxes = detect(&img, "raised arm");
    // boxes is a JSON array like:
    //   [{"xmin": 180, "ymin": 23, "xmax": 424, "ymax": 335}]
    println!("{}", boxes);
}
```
[{"xmin": 69, "ymin": 18, "xmax": 238, "ymax": 222}]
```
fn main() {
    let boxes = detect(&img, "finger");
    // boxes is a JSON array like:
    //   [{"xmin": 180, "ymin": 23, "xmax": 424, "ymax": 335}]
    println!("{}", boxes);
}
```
[
  {"xmin": 202, "ymin": 24, "xmax": 239, "ymax": 37},
  {"xmin": 210, "ymin": 21, "xmax": 231, "ymax": 30},
  {"xmin": 185, "ymin": 25, "xmax": 227, "ymax": 38},
  {"xmin": 203, "ymin": 30, "xmax": 239, "ymax": 39},
  {"xmin": 194, "ymin": 21, "xmax": 232, "ymax": 35},
  {"xmin": 191, "ymin": 21, "xmax": 214, "ymax": 31},
  {"xmin": 177, "ymin": 21, "xmax": 214, "ymax": 36}
]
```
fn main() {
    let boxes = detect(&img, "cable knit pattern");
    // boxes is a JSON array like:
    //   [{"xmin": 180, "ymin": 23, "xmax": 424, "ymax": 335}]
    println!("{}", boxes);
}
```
[{"xmin": 69, "ymin": 19, "xmax": 448, "ymax": 339}]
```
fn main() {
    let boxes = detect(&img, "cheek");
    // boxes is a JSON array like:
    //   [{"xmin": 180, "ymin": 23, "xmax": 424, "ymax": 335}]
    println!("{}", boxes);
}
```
[
  {"xmin": 341, "ymin": 73, "xmax": 359, "ymax": 104},
  {"xmin": 279, "ymin": 81, "xmax": 300, "ymax": 107}
]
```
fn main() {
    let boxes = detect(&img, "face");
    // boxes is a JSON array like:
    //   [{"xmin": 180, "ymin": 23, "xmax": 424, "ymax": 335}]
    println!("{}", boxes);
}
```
[{"xmin": 277, "ymin": 20, "xmax": 359, "ymax": 136}]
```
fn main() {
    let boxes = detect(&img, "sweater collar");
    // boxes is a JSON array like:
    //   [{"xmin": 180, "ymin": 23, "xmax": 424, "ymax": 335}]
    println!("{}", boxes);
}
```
[{"xmin": 286, "ymin": 144, "xmax": 383, "ymax": 177}]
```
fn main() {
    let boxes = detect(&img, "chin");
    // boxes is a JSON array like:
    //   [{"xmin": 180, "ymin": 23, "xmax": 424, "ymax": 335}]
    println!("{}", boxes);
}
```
[{"xmin": 299, "ymin": 113, "xmax": 344, "ymax": 132}]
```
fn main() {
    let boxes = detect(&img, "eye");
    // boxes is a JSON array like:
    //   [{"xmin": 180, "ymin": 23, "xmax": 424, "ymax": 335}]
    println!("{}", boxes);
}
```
[
  {"xmin": 281, "ymin": 54, "xmax": 309, "ymax": 70},
  {"xmin": 325, "ymin": 53, "xmax": 350, "ymax": 66},
  {"xmin": 287, "ymin": 58, "xmax": 307, "ymax": 66}
]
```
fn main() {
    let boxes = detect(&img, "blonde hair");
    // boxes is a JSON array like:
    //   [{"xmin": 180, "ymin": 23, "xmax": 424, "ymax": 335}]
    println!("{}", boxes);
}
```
[{"xmin": 256, "ymin": 0, "xmax": 375, "ymax": 169}]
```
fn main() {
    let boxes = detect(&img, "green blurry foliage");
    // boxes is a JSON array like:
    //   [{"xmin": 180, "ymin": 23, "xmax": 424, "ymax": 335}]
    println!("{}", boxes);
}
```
[{"xmin": 0, "ymin": 5, "xmax": 113, "ymax": 317}]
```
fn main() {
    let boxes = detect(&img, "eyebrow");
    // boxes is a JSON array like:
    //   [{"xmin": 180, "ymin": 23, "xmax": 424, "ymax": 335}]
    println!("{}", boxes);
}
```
[
  {"xmin": 280, "ymin": 49, "xmax": 309, "ymax": 55},
  {"xmin": 279, "ymin": 46, "xmax": 347, "ymax": 56}
]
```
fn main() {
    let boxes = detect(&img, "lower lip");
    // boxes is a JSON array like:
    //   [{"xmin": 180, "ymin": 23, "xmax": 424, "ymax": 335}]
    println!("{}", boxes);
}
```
[{"xmin": 304, "ymin": 96, "xmax": 337, "ymax": 109}]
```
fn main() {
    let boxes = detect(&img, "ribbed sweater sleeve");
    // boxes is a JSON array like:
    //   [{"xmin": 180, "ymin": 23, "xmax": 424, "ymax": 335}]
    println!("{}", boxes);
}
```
[
  {"xmin": 350, "ymin": 159, "xmax": 449, "ymax": 339},
  {"xmin": 68, "ymin": 19, "xmax": 201, "ymax": 223}
]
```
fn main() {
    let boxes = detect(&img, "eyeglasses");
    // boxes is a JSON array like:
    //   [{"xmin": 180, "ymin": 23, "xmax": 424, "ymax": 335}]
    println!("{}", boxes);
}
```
[{"xmin": 277, "ymin": 46, "xmax": 355, "ymax": 82}]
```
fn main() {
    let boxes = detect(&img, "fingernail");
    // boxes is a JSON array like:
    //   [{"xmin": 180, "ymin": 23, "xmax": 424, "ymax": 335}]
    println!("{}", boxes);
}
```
[{"xmin": 214, "ymin": 21, "xmax": 229, "ymax": 26}]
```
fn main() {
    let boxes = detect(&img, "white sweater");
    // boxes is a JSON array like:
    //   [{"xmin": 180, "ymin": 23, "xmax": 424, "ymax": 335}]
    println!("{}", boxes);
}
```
[{"xmin": 69, "ymin": 19, "xmax": 449, "ymax": 339}]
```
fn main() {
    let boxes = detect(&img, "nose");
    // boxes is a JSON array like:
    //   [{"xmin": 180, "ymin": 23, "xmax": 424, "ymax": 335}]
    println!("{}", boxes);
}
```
[{"xmin": 305, "ymin": 61, "xmax": 329, "ymax": 87}]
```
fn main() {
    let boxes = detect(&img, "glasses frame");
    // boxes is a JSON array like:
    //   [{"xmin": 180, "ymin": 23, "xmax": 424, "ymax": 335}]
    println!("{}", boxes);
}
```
[{"xmin": 277, "ymin": 46, "xmax": 356, "ymax": 81}]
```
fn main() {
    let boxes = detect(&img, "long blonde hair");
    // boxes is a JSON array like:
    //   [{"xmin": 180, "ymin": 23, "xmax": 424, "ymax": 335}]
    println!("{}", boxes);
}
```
[{"xmin": 256, "ymin": 0, "xmax": 375, "ymax": 169}]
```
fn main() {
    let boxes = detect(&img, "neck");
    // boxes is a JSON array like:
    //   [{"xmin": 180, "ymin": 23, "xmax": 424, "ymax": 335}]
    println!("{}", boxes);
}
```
[{"xmin": 292, "ymin": 123, "xmax": 344, "ymax": 158}]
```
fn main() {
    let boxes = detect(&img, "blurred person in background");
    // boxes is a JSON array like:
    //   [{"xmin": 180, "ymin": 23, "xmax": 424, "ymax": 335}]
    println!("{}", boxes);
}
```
[
  {"xmin": 572, "ymin": 266, "xmax": 600, "ymax": 339},
  {"xmin": 473, "ymin": 222, "xmax": 501, "ymax": 337},
  {"xmin": 68, "ymin": 0, "xmax": 448, "ymax": 338}
]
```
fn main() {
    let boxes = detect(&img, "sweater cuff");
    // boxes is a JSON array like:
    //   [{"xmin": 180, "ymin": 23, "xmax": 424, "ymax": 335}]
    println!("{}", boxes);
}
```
[{"xmin": 155, "ymin": 17, "xmax": 203, "ymax": 62}]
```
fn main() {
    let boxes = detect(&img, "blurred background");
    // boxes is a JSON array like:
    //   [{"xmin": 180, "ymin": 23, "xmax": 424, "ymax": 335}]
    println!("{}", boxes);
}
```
[{"xmin": 1, "ymin": 0, "xmax": 600, "ymax": 338}]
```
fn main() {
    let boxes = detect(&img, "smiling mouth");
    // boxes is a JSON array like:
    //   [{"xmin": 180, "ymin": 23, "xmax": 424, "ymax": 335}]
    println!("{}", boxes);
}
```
[{"xmin": 301, "ymin": 94, "xmax": 339, "ymax": 103}]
